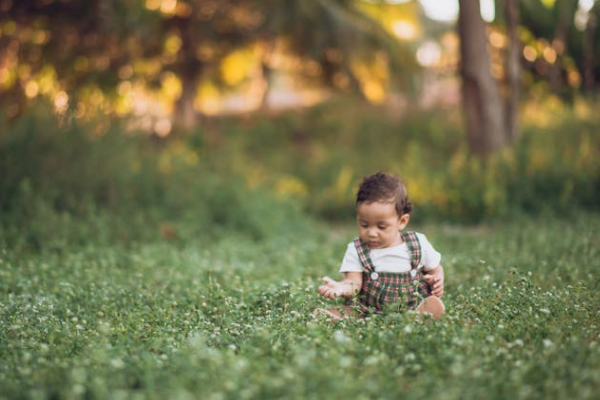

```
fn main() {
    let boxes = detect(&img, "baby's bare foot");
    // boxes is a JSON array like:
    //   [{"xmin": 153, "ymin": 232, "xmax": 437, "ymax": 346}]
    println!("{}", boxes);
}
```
[{"xmin": 417, "ymin": 297, "xmax": 445, "ymax": 320}]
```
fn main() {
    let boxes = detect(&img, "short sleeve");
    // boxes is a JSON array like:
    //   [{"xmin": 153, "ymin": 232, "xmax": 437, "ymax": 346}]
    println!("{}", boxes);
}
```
[
  {"xmin": 417, "ymin": 233, "xmax": 441, "ymax": 271},
  {"xmin": 339, "ymin": 242, "xmax": 363, "ymax": 274}
]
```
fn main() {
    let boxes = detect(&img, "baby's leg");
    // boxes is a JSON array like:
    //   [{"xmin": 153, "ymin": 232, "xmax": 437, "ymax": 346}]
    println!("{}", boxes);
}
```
[{"xmin": 417, "ymin": 296, "xmax": 445, "ymax": 320}]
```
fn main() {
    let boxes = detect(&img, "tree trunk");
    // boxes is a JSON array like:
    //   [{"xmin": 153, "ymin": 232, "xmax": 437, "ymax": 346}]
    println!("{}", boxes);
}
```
[
  {"xmin": 257, "ymin": 38, "xmax": 275, "ymax": 111},
  {"xmin": 257, "ymin": 61, "xmax": 272, "ymax": 111},
  {"xmin": 174, "ymin": 73, "xmax": 199, "ymax": 131},
  {"xmin": 548, "ymin": 0, "xmax": 578, "ymax": 98},
  {"xmin": 505, "ymin": 0, "xmax": 520, "ymax": 141},
  {"xmin": 583, "ymin": 5, "xmax": 597, "ymax": 93},
  {"xmin": 458, "ymin": 0, "xmax": 507, "ymax": 157},
  {"xmin": 172, "ymin": 16, "xmax": 203, "ymax": 132}
]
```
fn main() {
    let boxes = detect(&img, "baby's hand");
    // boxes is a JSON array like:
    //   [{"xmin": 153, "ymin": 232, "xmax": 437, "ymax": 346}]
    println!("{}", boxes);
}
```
[
  {"xmin": 317, "ymin": 276, "xmax": 345, "ymax": 299},
  {"xmin": 423, "ymin": 267, "xmax": 444, "ymax": 298}
]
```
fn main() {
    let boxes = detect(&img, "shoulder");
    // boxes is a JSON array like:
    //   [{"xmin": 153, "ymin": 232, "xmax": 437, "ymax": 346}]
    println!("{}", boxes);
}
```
[
  {"xmin": 413, "ymin": 232, "xmax": 438, "ymax": 249},
  {"xmin": 414, "ymin": 231, "xmax": 431, "ymax": 244},
  {"xmin": 405, "ymin": 231, "xmax": 439, "ymax": 255},
  {"xmin": 344, "ymin": 241, "xmax": 359, "ymax": 255},
  {"xmin": 340, "ymin": 241, "xmax": 363, "ymax": 272},
  {"xmin": 404, "ymin": 230, "xmax": 432, "ymax": 243},
  {"xmin": 411, "ymin": 231, "xmax": 441, "ymax": 268},
  {"xmin": 402, "ymin": 230, "xmax": 427, "ymax": 246}
]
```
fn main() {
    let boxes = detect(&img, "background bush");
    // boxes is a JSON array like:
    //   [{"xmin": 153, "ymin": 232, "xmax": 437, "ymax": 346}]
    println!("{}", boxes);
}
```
[
  {"xmin": 1, "ymin": 96, "xmax": 599, "ymax": 250},
  {"xmin": 170, "ymin": 96, "xmax": 600, "ymax": 223},
  {"xmin": 0, "ymin": 105, "xmax": 310, "ymax": 251}
]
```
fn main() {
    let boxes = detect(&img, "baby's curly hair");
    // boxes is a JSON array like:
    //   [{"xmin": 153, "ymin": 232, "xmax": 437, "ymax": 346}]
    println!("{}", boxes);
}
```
[{"xmin": 356, "ymin": 172, "xmax": 413, "ymax": 216}]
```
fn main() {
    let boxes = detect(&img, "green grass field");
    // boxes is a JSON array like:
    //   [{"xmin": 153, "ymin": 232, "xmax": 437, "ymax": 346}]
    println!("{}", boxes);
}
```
[{"xmin": 1, "ymin": 212, "xmax": 598, "ymax": 400}]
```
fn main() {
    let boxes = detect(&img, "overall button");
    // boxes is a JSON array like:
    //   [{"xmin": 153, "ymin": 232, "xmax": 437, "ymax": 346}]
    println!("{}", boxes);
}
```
[
  {"xmin": 410, "ymin": 269, "xmax": 417, "ymax": 277},
  {"xmin": 370, "ymin": 272, "xmax": 379, "ymax": 280}
]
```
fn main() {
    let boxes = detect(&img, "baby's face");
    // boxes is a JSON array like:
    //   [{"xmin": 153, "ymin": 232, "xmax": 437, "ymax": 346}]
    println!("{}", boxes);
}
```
[{"xmin": 356, "ymin": 201, "xmax": 409, "ymax": 249}]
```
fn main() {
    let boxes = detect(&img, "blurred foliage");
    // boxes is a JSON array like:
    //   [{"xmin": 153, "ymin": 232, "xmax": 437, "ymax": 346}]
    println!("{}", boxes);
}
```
[
  {"xmin": 189, "ymin": 94, "xmax": 600, "ymax": 223},
  {"xmin": 0, "ymin": 0, "xmax": 417, "ymax": 125},
  {"xmin": 491, "ymin": 0, "xmax": 600, "ymax": 99},
  {"xmin": 2, "ymin": 0, "xmax": 600, "ymax": 126},
  {"xmin": 0, "ymin": 104, "xmax": 312, "ymax": 252},
  {"xmin": 1, "ymin": 95, "xmax": 599, "ymax": 253}
]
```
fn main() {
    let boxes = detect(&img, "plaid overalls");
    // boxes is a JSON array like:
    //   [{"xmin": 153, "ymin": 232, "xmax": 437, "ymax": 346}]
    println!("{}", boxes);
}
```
[{"xmin": 354, "ymin": 231, "xmax": 432, "ymax": 314}]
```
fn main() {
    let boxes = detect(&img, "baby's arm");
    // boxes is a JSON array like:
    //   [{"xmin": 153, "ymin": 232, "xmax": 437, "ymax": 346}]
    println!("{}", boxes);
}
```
[
  {"xmin": 423, "ymin": 265, "xmax": 444, "ymax": 297},
  {"xmin": 317, "ymin": 272, "xmax": 363, "ymax": 299}
]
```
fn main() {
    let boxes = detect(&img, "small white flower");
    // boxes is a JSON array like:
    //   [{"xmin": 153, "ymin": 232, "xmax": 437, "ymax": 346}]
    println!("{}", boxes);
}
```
[
  {"xmin": 72, "ymin": 384, "xmax": 85, "ymax": 395},
  {"xmin": 364, "ymin": 355, "xmax": 380, "ymax": 366},
  {"xmin": 333, "ymin": 330, "xmax": 350, "ymax": 344}
]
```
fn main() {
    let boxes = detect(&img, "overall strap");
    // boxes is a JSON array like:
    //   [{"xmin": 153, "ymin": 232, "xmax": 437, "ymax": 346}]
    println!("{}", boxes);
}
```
[
  {"xmin": 401, "ymin": 231, "xmax": 422, "ymax": 270},
  {"xmin": 353, "ymin": 237, "xmax": 375, "ymax": 273}
]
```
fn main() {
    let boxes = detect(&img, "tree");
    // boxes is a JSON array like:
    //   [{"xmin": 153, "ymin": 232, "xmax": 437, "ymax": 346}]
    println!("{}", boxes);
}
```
[
  {"xmin": 582, "ymin": 0, "xmax": 599, "ymax": 93},
  {"xmin": 458, "ymin": 0, "xmax": 508, "ymax": 157},
  {"xmin": 0, "ymin": 0, "xmax": 159, "ymax": 119},
  {"xmin": 257, "ymin": 0, "xmax": 418, "ymax": 104},
  {"xmin": 163, "ymin": 0, "xmax": 264, "ymax": 130},
  {"xmin": 504, "ymin": 0, "xmax": 521, "ymax": 141},
  {"xmin": 166, "ymin": 0, "xmax": 419, "ymax": 127},
  {"xmin": 547, "ymin": 0, "xmax": 579, "ymax": 97},
  {"xmin": 0, "ymin": 0, "xmax": 416, "ymax": 129},
  {"xmin": 518, "ymin": 0, "xmax": 597, "ymax": 99}
]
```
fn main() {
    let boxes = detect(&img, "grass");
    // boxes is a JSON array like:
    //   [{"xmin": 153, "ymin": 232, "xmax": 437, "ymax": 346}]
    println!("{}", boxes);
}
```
[
  {"xmin": 1, "ymin": 100, "xmax": 599, "ymax": 399},
  {"xmin": 1, "ymin": 212, "xmax": 599, "ymax": 400}
]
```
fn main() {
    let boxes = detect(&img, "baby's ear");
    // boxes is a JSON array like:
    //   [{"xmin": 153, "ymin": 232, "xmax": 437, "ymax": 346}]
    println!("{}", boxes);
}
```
[{"xmin": 398, "ymin": 213, "xmax": 410, "ymax": 229}]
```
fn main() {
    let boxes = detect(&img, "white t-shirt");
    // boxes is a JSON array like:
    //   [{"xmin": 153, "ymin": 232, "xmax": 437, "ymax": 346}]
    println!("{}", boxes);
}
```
[{"xmin": 339, "ymin": 232, "xmax": 441, "ymax": 274}]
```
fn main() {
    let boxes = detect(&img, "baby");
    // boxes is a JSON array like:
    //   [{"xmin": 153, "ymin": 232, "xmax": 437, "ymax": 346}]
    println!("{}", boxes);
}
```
[{"xmin": 316, "ymin": 172, "xmax": 445, "ymax": 320}]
